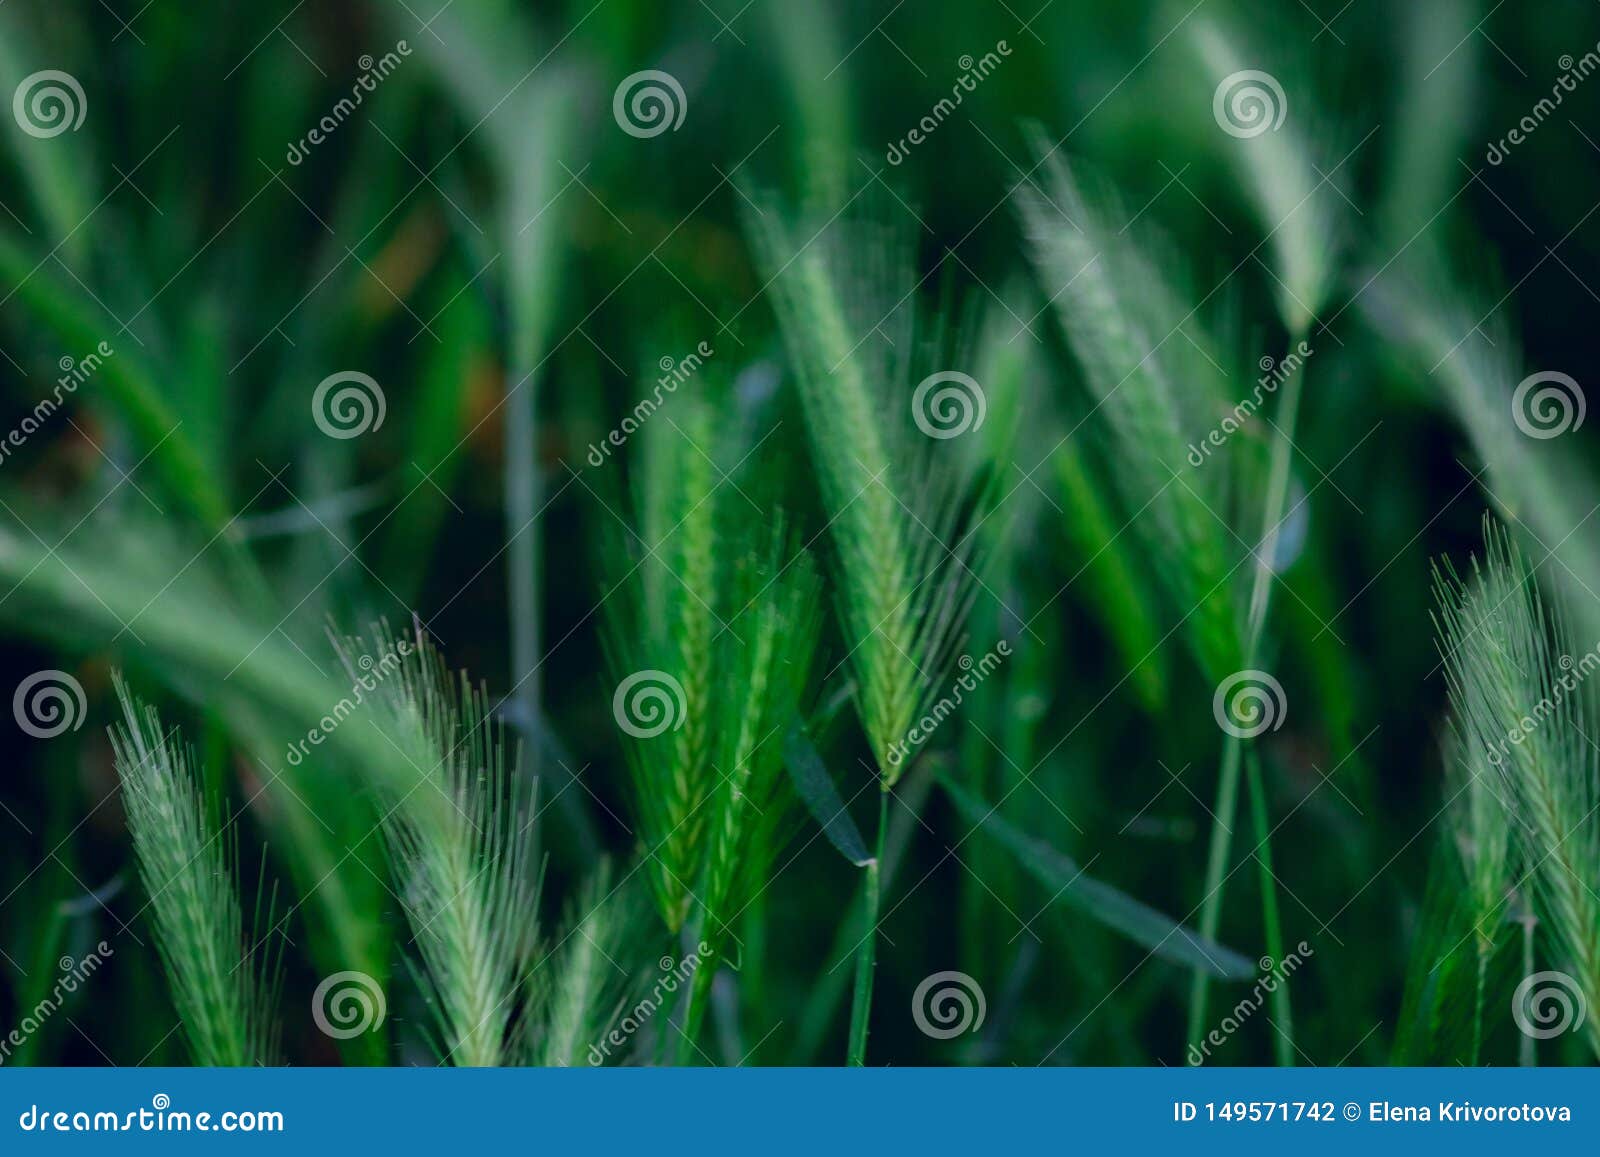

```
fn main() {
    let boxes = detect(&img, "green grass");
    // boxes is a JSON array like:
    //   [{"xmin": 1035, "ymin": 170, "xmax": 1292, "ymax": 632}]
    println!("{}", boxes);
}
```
[{"xmin": 2, "ymin": 0, "xmax": 1599, "ymax": 1070}]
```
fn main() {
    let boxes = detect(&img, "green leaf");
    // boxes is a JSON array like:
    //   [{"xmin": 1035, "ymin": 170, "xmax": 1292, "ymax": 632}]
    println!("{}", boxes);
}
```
[
  {"xmin": 941, "ymin": 777, "xmax": 1255, "ymax": 979},
  {"xmin": 784, "ymin": 722, "xmax": 871, "ymax": 867}
]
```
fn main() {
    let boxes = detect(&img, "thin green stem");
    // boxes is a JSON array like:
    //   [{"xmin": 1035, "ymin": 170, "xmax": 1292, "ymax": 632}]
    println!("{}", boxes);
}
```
[
  {"xmin": 1188, "ymin": 347, "xmax": 1307, "ymax": 1055},
  {"xmin": 1187, "ymin": 727, "xmax": 1244, "ymax": 1048},
  {"xmin": 1470, "ymin": 935, "xmax": 1490, "ymax": 1066},
  {"xmin": 847, "ymin": 786, "xmax": 890, "ymax": 1066},
  {"xmin": 674, "ymin": 940, "xmax": 717, "ymax": 1066},
  {"xmin": 1246, "ymin": 748, "xmax": 1291, "ymax": 1065},
  {"xmin": 1520, "ymin": 919, "xmax": 1537, "ymax": 1068}
]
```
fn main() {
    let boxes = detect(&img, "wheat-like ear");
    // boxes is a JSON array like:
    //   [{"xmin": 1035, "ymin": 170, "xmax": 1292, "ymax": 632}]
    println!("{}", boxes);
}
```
[
  {"xmin": 529, "ymin": 860, "xmax": 632, "ymax": 1067},
  {"xmin": 1014, "ymin": 140, "xmax": 1250, "ymax": 682},
  {"xmin": 744, "ymin": 196, "xmax": 982, "ymax": 784},
  {"xmin": 1432, "ymin": 519, "xmax": 1600, "ymax": 1058},
  {"xmin": 1366, "ymin": 254, "xmax": 1600, "ymax": 645},
  {"xmin": 110, "ymin": 678, "xmax": 281, "ymax": 1066},
  {"xmin": 602, "ymin": 387, "xmax": 724, "ymax": 933},
  {"xmin": 1188, "ymin": 12, "xmax": 1342, "ymax": 335},
  {"xmin": 361, "ymin": 630, "xmax": 540, "ymax": 1067}
]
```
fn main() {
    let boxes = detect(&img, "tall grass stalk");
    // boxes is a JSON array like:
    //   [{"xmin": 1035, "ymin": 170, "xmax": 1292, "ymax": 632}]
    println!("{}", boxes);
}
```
[
  {"xmin": 746, "ymin": 201, "xmax": 983, "ymax": 1063},
  {"xmin": 1181, "ymin": 11, "xmax": 1344, "ymax": 1054}
]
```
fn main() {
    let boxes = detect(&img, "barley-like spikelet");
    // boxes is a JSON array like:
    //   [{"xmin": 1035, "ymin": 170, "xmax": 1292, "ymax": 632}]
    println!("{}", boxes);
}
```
[
  {"xmin": 1015, "ymin": 143, "xmax": 1249, "ymax": 681},
  {"xmin": 110, "ymin": 679, "xmax": 280, "ymax": 1066},
  {"xmin": 1189, "ymin": 13, "xmax": 1342, "ymax": 335},
  {"xmin": 364, "ymin": 631, "xmax": 540, "ymax": 1067},
  {"xmin": 701, "ymin": 525, "xmax": 821, "ymax": 931},
  {"xmin": 532, "ymin": 861, "xmax": 630, "ymax": 1067},
  {"xmin": 611, "ymin": 389, "xmax": 724, "ymax": 930},
  {"xmin": 745, "ymin": 200, "xmax": 980, "ymax": 782},
  {"xmin": 1432, "ymin": 521, "xmax": 1600, "ymax": 1057}
]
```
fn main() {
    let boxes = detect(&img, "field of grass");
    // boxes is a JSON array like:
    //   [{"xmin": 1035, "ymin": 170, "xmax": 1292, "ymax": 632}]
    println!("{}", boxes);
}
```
[{"xmin": 2, "ymin": 0, "xmax": 1599, "ymax": 1067}]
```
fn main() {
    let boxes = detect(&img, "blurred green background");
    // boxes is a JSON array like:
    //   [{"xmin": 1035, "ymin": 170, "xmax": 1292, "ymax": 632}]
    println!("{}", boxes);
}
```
[{"xmin": 1, "ymin": 0, "xmax": 1598, "ymax": 1066}]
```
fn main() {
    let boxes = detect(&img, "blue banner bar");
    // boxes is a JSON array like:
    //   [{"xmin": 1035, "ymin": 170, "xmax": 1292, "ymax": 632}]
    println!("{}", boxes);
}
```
[{"xmin": 2, "ymin": 1068, "xmax": 1594, "ymax": 1152}]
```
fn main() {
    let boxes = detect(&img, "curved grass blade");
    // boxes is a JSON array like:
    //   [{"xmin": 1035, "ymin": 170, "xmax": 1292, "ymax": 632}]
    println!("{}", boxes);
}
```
[{"xmin": 941, "ymin": 777, "xmax": 1254, "ymax": 979}]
